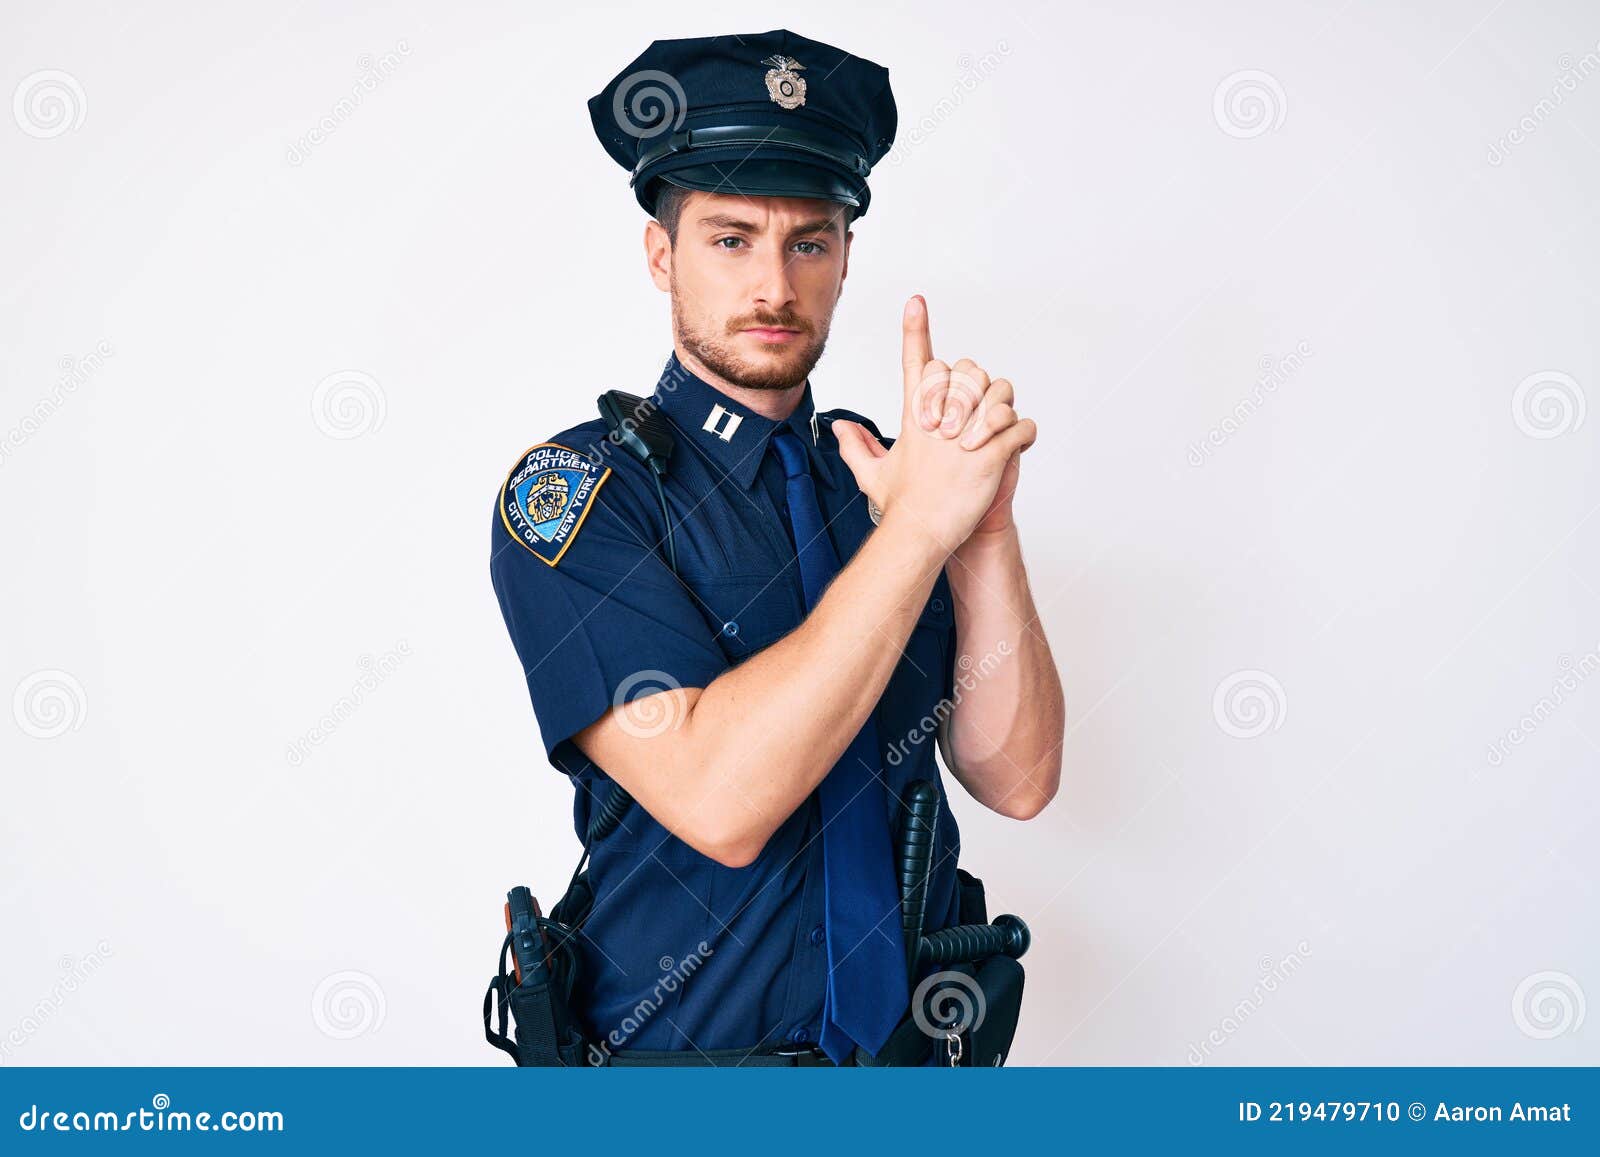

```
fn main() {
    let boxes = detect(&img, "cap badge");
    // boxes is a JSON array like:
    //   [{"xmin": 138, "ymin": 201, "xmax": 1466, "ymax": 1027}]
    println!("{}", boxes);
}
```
[{"xmin": 761, "ymin": 55, "xmax": 807, "ymax": 110}]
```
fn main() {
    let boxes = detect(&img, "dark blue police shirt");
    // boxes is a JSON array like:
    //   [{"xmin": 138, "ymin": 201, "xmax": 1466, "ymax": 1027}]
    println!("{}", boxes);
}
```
[{"xmin": 490, "ymin": 350, "xmax": 965, "ymax": 1054}]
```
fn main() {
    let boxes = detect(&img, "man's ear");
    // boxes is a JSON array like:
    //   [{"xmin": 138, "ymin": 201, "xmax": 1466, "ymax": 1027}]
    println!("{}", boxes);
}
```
[{"xmin": 645, "ymin": 218, "xmax": 672, "ymax": 292}]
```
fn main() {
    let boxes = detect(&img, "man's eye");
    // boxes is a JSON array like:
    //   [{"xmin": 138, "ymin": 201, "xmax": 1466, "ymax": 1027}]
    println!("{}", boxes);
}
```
[
  {"xmin": 715, "ymin": 237, "xmax": 744, "ymax": 249},
  {"xmin": 793, "ymin": 240, "xmax": 826, "ymax": 255}
]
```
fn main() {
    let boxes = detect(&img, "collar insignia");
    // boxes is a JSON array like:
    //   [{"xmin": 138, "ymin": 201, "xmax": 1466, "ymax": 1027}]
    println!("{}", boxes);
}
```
[{"xmin": 702, "ymin": 403, "xmax": 744, "ymax": 443}]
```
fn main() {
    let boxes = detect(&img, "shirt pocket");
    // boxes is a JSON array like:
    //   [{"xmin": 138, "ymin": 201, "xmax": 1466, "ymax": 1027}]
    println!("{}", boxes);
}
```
[{"xmin": 687, "ymin": 575, "xmax": 805, "ymax": 664}]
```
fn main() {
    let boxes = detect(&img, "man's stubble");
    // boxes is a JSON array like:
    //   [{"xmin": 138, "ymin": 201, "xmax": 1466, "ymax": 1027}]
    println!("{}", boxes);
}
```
[{"xmin": 670, "ymin": 266, "xmax": 833, "ymax": 392}]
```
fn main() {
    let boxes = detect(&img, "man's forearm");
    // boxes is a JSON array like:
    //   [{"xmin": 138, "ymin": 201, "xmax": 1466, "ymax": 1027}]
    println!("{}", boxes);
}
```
[
  {"xmin": 944, "ymin": 523, "xmax": 1064, "ymax": 819},
  {"xmin": 652, "ymin": 513, "xmax": 945, "ymax": 862}
]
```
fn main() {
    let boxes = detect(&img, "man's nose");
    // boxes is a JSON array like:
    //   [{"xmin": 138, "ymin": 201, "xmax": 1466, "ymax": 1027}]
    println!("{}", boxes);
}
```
[{"xmin": 751, "ymin": 246, "xmax": 798, "ymax": 311}]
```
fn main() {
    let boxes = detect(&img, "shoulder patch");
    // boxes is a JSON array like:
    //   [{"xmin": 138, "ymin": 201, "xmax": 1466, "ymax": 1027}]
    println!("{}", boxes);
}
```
[{"xmin": 499, "ymin": 442, "xmax": 611, "ymax": 566}]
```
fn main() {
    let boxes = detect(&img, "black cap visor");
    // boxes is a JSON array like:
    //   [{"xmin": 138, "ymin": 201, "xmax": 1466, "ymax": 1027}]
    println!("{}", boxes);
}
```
[{"xmin": 645, "ymin": 156, "xmax": 867, "ymax": 218}]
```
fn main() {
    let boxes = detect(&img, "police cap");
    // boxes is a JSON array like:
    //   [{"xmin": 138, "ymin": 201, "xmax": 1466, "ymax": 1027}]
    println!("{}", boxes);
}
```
[{"xmin": 588, "ymin": 28, "xmax": 897, "ymax": 220}]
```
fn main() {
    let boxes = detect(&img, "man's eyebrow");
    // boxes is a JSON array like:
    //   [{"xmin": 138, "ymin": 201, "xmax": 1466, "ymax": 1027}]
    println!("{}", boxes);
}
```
[
  {"xmin": 789, "ymin": 217, "xmax": 846, "ymax": 237},
  {"xmin": 697, "ymin": 213, "xmax": 845, "ymax": 236}
]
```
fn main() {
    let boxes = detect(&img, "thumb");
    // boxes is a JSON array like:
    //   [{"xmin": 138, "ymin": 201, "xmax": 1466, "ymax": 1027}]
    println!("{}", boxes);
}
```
[{"xmin": 832, "ymin": 420, "xmax": 886, "ymax": 486}]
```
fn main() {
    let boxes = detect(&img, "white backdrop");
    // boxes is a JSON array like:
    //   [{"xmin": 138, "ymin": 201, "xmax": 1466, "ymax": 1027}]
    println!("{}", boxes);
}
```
[{"xmin": 2, "ymin": 0, "xmax": 1596, "ymax": 1066}]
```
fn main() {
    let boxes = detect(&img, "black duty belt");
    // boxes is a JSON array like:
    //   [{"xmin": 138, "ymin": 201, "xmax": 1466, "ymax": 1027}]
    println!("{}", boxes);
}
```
[{"xmin": 483, "ymin": 779, "xmax": 1027, "ymax": 1067}]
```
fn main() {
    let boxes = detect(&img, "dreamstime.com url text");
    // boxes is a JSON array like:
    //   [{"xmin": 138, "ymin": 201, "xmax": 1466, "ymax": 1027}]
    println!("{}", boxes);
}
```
[{"xmin": 17, "ymin": 1093, "xmax": 283, "ymax": 1134}]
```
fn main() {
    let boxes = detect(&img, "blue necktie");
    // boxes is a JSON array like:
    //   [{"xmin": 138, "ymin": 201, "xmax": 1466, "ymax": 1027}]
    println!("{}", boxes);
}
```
[{"xmin": 769, "ymin": 428, "xmax": 908, "ymax": 1062}]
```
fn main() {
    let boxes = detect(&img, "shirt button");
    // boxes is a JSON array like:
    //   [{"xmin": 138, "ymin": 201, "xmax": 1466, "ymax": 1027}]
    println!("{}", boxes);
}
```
[
  {"xmin": 809, "ymin": 924, "xmax": 825, "ymax": 947},
  {"xmin": 721, "ymin": 620, "xmax": 739, "ymax": 637},
  {"xmin": 788, "ymin": 1026, "xmax": 810, "ymax": 1044},
  {"xmin": 931, "ymin": 597, "xmax": 946, "ymax": 614}
]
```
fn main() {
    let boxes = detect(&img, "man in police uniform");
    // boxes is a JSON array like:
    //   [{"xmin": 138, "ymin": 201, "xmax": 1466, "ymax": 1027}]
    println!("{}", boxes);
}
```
[{"xmin": 490, "ymin": 29, "xmax": 1065, "ymax": 1065}]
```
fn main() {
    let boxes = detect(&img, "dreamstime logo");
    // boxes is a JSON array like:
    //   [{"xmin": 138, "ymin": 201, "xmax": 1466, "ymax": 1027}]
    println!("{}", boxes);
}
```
[
  {"xmin": 1, "ymin": 341, "xmax": 114, "ymax": 469},
  {"xmin": 1212, "ymin": 70, "xmax": 1287, "ymax": 139},
  {"xmin": 1487, "ymin": 42, "xmax": 1600, "ymax": 166},
  {"xmin": 285, "ymin": 642, "xmax": 411, "ymax": 766},
  {"xmin": 908, "ymin": 364, "xmax": 993, "ymax": 439},
  {"xmin": 911, "ymin": 970, "xmax": 986, "ymax": 1039},
  {"xmin": 1511, "ymin": 970, "xmax": 1585, "ymax": 1040},
  {"xmin": 16, "ymin": 1093, "xmax": 283, "ymax": 1133},
  {"xmin": 1484, "ymin": 645, "xmax": 1600, "ymax": 769},
  {"xmin": 1186, "ymin": 940, "xmax": 1312, "ymax": 1064},
  {"xmin": 612, "ymin": 670, "xmax": 686, "ymax": 739},
  {"xmin": 13, "ymin": 70, "xmax": 87, "ymax": 139},
  {"xmin": 12, "ymin": 669, "xmax": 87, "ymax": 740},
  {"xmin": 611, "ymin": 69, "xmax": 687, "ymax": 140},
  {"xmin": 886, "ymin": 640, "xmax": 1012, "ymax": 766},
  {"xmin": 1212, "ymin": 669, "xmax": 1286, "ymax": 739},
  {"xmin": 1187, "ymin": 341, "xmax": 1313, "ymax": 466},
  {"xmin": 286, "ymin": 42, "xmax": 411, "ymax": 165},
  {"xmin": 886, "ymin": 42, "xmax": 1012, "ymax": 166},
  {"xmin": 311, "ymin": 970, "xmax": 386, "ymax": 1040},
  {"xmin": 585, "ymin": 940, "xmax": 713, "ymax": 1062},
  {"xmin": 0, "ymin": 941, "xmax": 113, "ymax": 1064},
  {"xmin": 580, "ymin": 371, "xmax": 686, "ymax": 471},
  {"xmin": 311, "ymin": 370, "xmax": 387, "ymax": 440},
  {"xmin": 1511, "ymin": 370, "xmax": 1585, "ymax": 439}
]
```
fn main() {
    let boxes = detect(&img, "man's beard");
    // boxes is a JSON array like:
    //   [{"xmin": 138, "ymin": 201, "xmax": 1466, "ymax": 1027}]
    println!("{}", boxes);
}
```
[{"xmin": 671, "ymin": 274, "xmax": 831, "ymax": 391}]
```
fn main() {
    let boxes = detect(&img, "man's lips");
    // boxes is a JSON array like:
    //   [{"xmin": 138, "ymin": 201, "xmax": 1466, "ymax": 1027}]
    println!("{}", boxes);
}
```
[{"xmin": 742, "ymin": 326, "xmax": 803, "ymax": 343}]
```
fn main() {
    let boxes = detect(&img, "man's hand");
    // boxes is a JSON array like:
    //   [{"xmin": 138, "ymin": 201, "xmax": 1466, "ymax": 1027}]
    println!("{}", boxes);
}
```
[
  {"xmin": 910, "ymin": 299, "xmax": 1025, "ymax": 538},
  {"xmin": 873, "ymin": 301, "xmax": 1060, "ymax": 822},
  {"xmin": 834, "ymin": 296, "xmax": 1036, "ymax": 555},
  {"xmin": 969, "ymin": 452, "xmax": 1021, "ymax": 538}
]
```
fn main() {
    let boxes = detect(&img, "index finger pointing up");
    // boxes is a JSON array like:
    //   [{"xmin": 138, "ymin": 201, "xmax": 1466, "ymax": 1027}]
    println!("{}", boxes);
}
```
[{"xmin": 902, "ymin": 294, "xmax": 934, "ymax": 396}]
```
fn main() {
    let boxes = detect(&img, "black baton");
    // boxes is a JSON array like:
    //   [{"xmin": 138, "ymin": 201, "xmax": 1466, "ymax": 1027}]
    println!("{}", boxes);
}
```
[
  {"xmin": 896, "ymin": 779, "xmax": 1032, "ymax": 971},
  {"xmin": 896, "ymin": 780, "xmax": 940, "ymax": 975},
  {"xmin": 921, "ymin": 913, "xmax": 1030, "ymax": 964}
]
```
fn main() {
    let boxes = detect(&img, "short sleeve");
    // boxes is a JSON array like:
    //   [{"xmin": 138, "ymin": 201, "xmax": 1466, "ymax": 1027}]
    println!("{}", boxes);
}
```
[{"xmin": 489, "ymin": 449, "xmax": 728, "ymax": 765}]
